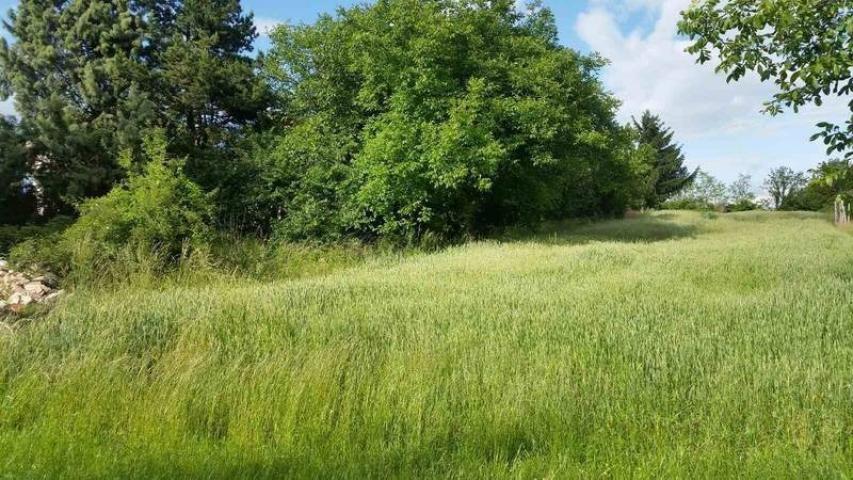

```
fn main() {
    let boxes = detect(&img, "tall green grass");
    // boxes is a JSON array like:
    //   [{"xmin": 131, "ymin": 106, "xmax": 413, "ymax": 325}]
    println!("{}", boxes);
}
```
[{"xmin": 1, "ymin": 211, "xmax": 851, "ymax": 479}]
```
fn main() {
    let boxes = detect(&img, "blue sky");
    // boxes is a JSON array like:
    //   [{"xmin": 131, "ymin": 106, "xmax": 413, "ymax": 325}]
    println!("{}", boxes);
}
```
[{"xmin": 1, "ymin": 0, "xmax": 848, "ymax": 188}]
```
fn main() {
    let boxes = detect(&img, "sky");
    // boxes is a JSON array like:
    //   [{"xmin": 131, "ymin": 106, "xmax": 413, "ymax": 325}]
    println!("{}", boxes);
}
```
[{"xmin": 1, "ymin": 0, "xmax": 849, "ymax": 186}]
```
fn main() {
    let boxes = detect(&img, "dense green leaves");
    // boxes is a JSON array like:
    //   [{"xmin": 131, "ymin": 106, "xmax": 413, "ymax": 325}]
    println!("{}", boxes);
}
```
[
  {"xmin": 260, "ymin": 0, "xmax": 642, "ymax": 241},
  {"xmin": 0, "ymin": 0, "xmax": 155, "ymax": 211},
  {"xmin": 65, "ymin": 130, "xmax": 212, "ymax": 258},
  {"xmin": 679, "ymin": 0, "xmax": 853, "ymax": 158},
  {"xmin": 785, "ymin": 159, "xmax": 853, "ymax": 211}
]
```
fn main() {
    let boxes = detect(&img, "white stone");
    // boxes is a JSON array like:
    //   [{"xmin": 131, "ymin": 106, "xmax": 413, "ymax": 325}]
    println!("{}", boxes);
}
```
[
  {"xmin": 42, "ymin": 290, "xmax": 65, "ymax": 304},
  {"xmin": 33, "ymin": 273, "xmax": 59, "ymax": 288},
  {"xmin": 24, "ymin": 282, "xmax": 50, "ymax": 296},
  {"xmin": 8, "ymin": 292, "xmax": 33, "ymax": 306}
]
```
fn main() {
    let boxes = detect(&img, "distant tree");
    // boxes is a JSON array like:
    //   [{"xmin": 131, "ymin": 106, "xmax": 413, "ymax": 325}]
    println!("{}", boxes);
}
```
[
  {"xmin": 786, "ymin": 159, "xmax": 853, "ymax": 211},
  {"xmin": 726, "ymin": 173, "xmax": 761, "ymax": 211},
  {"xmin": 728, "ymin": 174, "xmax": 755, "ymax": 203},
  {"xmin": 632, "ymin": 111, "xmax": 697, "ymax": 208},
  {"xmin": 679, "ymin": 0, "xmax": 853, "ymax": 158},
  {"xmin": 662, "ymin": 169, "xmax": 727, "ymax": 210},
  {"xmin": 764, "ymin": 166, "xmax": 807, "ymax": 210}
]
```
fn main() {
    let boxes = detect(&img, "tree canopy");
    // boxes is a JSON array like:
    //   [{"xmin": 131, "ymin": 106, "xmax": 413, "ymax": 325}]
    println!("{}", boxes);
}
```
[
  {"xmin": 679, "ymin": 0, "xmax": 853, "ymax": 158},
  {"xmin": 258, "ymin": 0, "xmax": 645, "ymax": 241},
  {"xmin": 764, "ymin": 166, "xmax": 807, "ymax": 210}
]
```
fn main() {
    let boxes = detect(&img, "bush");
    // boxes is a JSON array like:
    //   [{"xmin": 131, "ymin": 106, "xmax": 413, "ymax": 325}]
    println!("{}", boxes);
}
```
[
  {"xmin": 10, "ymin": 131, "xmax": 213, "ymax": 282},
  {"xmin": 0, "ymin": 216, "xmax": 74, "ymax": 257},
  {"xmin": 64, "ymin": 131, "xmax": 212, "ymax": 258},
  {"xmin": 660, "ymin": 198, "xmax": 715, "ymax": 211},
  {"xmin": 726, "ymin": 199, "xmax": 762, "ymax": 212}
]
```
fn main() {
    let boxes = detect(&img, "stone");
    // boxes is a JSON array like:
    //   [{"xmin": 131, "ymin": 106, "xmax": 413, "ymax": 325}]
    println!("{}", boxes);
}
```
[
  {"xmin": 42, "ymin": 290, "xmax": 65, "ymax": 304},
  {"xmin": 24, "ymin": 282, "xmax": 51, "ymax": 298},
  {"xmin": 8, "ymin": 291, "xmax": 33, "ymax": 306},
  {"xmin": 0, "ymin": 259, "xmax": 7, "ymax": 269},
  {"xmin": 33, "ymin": 273, "xmax": 59, "ymax": 288}
]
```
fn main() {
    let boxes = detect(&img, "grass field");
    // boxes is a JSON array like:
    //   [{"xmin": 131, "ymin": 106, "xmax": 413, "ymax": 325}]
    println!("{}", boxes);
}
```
[{"xmin": 1, "ymin": 211, "xmax": 852, "ymax": 479}]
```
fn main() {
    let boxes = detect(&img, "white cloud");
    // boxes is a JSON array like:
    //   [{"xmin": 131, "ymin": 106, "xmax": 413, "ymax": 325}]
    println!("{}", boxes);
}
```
[
  {"xmin": 575, "ymin": 0, "xmax": 849, "ymax": 182},
  {"xmin": 254, "ymin": 17, "xmax": 282, "ymax": 37},
  {"xmin": 0, "ymin": 97, "xmax": 14, "ymax": 117}
]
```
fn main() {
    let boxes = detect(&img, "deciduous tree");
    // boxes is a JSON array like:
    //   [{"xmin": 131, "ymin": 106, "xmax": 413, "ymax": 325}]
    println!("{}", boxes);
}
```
[
  {"xmin": 764, "ymin": 166, "xmax": 807, "ymax": 210},
  {"xmin": 679, "ymin": 0, "xmax": 853, "ymax": 158},
  {"xmin": 260, "ymin": 0, "xmax": 641, "ymax": 241}
]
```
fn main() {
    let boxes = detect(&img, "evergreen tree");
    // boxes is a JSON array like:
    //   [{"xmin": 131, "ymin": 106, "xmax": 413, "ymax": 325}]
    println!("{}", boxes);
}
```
[
  {"xmin": 151, "ymin": 0, "xmax": 268, "ymax": 173},
  {"xmin": 0, "ymin": 0, "xmax": 267, "ymax": 216},
  {"xmin": 633, "ymin": 111, "xmax": 697, "ymax": 208},
  {"xmin": 0, "ymin": 0, "xmax": 156, "ymax": 211}
]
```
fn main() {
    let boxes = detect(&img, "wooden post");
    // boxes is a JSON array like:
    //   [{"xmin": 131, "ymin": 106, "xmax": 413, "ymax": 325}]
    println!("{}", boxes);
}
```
[{"xmin": 835, "ymin": 196, "xmax": 849, "ymax": 225}]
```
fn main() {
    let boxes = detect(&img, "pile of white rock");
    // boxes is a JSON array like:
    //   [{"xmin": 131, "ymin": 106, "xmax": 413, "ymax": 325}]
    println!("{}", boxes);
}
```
[{"xmin": 0, "ymin": 259, "xmax": 64, "ymax": 314}]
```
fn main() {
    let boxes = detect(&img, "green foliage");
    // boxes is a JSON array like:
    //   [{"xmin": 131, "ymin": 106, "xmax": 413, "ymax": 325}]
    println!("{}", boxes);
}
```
[
  {"xmin": 0, "ymin": 0, "xmax": 268, "ymax": 216},
  {"xmin": 9, "ymin": 131, "xmax": 212, "ymax": 282},
  {"xmin": 785, "ymin": 159, "xmax": 853, "ymax": 211},
  {"xmin": 151, "ymin": 0, "xmax": 270, "ymax": 194},
  {"xmin": 0, "ymin": 0, "xmax": 156, "ymax": 211},
  {"xmin": 0, "ymin": 216, "xmax": 73, "ymax": 257},
  {"xmin": 724, "ymin": 174, "xmax": 760, "ymax": 211},
  {"xmin": 764, "ymin": 166, "xmax": 807, "ymax": 210},
  {"xmin": 0, "ymin": 116, "xmax": 36, "ymax": 224},
  {"xmin": 679, "ymin": 0, "xmax": 853, "ymax": 158},
  {"xmin": 65, "ymin": 131, "xmax": 212, "ymax": 259},
  {"xmin": 662, "ymin": 170, "xmax": 728, "ymax": 210},
  {"xmin": 260, "ymin": 0, "xmax": 639, "ymax": 242},
  {"xmin": 632, "ymin": 111, "xmax": 697, "ymax": 207},
  {"xmin": 727, "ymin": 173, "xmax": 755, "ymax": 203},
  {"xmin": 726, "ymin": 199, "xmax": 761, "ymax": 213}
]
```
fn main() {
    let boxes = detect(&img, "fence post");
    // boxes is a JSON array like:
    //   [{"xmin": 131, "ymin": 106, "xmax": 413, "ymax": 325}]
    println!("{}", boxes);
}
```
[{"xmin": 835, "ymin": 196, "xmax": 848, "ymax": 225}]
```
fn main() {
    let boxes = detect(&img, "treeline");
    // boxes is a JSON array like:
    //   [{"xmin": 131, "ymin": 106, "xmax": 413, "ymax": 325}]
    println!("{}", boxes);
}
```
[
  {"xmin": 663, "ymin": 161, "xmax": 853, "ymax": 213},
  {"xmin": 3, "ymin": 0, "xmax": 693, "ymax": 264}
]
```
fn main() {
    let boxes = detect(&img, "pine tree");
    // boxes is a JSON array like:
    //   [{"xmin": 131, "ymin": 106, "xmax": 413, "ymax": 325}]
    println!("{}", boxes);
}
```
[
  {"xmin": 149, "ymin": 0, "xmax": 269, "ymax": 191},
  {"xmin": 633, "ymin": 111, "xmax": 697, "ymax": 208},
  {"xmin": 0, "ymin": 0, "xmax": 156, "ymax": 211},
  {"xmin": 0, "ymin": 0, "xmax": 267, "ymax": 215}
]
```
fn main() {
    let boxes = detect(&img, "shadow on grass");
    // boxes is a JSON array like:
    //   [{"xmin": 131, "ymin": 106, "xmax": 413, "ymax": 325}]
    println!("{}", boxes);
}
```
[{"xmin": 498, "ymin": 215, "xmax": 698, "ymax": 246}]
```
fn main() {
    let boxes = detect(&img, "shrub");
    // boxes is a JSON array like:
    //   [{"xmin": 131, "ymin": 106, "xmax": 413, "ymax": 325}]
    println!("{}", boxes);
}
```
[
  {"xmin": 11, "ymin": 131, "xmax": 213, "ymax": 282},
  {"xmin": 0, "ymin": 216, "xmax": 74, "ymax": 257},
  {"xmin": 660, "ymin": 198, "xmax": 714, "ymax": 211},
  {"xmin": 63, "ymin": 131, "xmax": 212, "ymax": 260},
  {"xmin": 726, "ymin": 199, "xmax": 762, "ymax": 212}
]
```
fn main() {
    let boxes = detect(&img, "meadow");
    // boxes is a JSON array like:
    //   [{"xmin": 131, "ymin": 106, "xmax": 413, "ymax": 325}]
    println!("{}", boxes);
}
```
[{"xmin": 1, "ymin": 211, "xmax": 852, "ymax": 479}]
